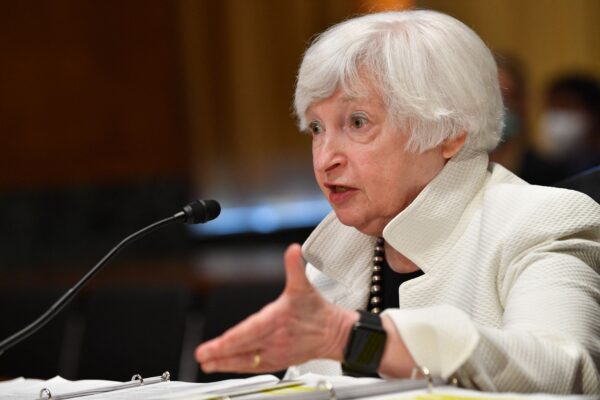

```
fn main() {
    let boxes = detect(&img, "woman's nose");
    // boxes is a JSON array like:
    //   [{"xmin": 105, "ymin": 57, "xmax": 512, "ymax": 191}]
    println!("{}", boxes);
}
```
[{"xmin": 313, "ymin": 133, "xmax": 345, "ymax": 173}]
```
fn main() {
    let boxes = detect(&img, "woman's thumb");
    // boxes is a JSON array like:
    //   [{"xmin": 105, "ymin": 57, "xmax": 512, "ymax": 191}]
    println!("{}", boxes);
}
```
[{"xmin": 283, "ymin": 243, "xmax": 311, "ymax": 292}]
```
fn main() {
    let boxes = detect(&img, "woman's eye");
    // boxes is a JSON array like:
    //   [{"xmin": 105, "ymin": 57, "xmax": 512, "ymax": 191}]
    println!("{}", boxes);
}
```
[
  {"xmin": 308, "ymin": 121, "xmax": 323, "ymax": 134},
  {"xmin": 350, "ymin": 114, "xmax": 368, "ymax": 129}
]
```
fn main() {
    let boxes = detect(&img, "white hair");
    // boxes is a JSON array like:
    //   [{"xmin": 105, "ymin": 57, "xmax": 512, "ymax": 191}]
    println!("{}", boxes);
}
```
[{"xmin": 294, "ymin": 10, "xmax": 504, "ymax": 153}]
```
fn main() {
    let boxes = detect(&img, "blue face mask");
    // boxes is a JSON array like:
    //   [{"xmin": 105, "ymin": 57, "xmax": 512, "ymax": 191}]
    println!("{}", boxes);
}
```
[{"xmin": 501, "ymin": 110, "xmax": 521, "ymax": 141}]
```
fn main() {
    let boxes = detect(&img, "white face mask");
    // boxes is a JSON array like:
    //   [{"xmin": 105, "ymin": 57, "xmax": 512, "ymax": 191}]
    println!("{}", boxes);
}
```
[{"xmin": 540, "ymin": 110, "xmax": 589, "ymax": 156}]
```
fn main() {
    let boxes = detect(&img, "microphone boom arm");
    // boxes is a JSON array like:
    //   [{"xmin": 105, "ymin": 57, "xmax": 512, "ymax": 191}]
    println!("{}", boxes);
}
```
[{"xmin": 0, "ymin": 214, "xmax": 180, "ymax": 355}]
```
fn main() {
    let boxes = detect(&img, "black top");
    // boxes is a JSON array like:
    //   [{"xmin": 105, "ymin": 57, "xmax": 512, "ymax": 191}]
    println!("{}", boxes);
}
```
[{"xmin": 381, "ymin": 258, "xmax": 424, "ymax": 309}]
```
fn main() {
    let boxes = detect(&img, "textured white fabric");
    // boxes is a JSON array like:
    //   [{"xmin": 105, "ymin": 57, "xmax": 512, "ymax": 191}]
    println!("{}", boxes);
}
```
[{"xmin": 287, "ymin": 149, "xmax": 600, "ymax": 395}]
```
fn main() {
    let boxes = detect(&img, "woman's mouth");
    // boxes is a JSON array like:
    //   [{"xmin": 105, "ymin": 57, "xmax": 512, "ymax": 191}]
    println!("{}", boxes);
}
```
[
  {"xmin": 332, "ymin": 185, "xmax": 350, "ymax": 193},
  {"xmin": 326, "ymin": 184, "xmax": 357, "ymax": 204}
]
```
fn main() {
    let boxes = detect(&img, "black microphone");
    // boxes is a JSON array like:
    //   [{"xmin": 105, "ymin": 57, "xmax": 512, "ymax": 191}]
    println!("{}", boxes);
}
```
[
  {"xmin": 0, "ymin": 199, "xmax": 221, "ymax": 356},
  {"xmin": 177, "ymin": 199, "xmax": 221, "ymax": 224}
]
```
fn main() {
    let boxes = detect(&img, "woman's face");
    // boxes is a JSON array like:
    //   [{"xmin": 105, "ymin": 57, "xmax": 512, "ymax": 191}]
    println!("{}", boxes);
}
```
[{"xmin": 307, "ymin": 87, "xmax": 447, "ymax": 236}]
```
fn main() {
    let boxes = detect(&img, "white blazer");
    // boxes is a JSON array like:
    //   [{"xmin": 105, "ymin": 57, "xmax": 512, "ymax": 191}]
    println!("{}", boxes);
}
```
[{"xmin": 286, "ymin": 149, "xmax": 600, "ymax": 394}]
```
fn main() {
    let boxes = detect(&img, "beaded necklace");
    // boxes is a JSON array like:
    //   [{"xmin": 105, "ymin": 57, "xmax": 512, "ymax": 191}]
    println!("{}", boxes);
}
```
[
  {"xmin": 367, "ymin": 237, "xmax": 425, "ymax": 314},
  {"xmin": 368, "ymin": 237, "xmax": 385, "ymax": 314}
]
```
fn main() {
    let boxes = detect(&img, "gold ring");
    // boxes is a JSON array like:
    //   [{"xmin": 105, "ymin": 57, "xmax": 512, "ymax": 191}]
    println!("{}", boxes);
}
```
[{"xmin": 252, "ymin": 352, "xmax": 261, "ymax": 368}]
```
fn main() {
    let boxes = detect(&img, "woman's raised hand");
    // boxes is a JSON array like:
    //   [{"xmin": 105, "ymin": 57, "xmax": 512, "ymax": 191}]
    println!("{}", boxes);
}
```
[{"xmin": 194, "ymin": 243, "xmax": 358, "ymax": 373}]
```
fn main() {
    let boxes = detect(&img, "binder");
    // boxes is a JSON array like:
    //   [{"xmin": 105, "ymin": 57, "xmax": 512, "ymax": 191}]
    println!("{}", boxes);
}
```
[
  {"xmin": 34, "ymin": 372, "xmax": 303, "ymax": 400},
  {"xmin": 243, "ymin": 366, "xmax": 445, "ymax": 400},
  {"xmin": 249, "ymin": 376, "xmax": 446, "ymax": 400},
  {"xmin": 37, "ymin": 372, "xmax": 171, "ymax": 400},
  {"xmin": 32, "ymin": 366, "xmax": 442, "ymax": 400}
]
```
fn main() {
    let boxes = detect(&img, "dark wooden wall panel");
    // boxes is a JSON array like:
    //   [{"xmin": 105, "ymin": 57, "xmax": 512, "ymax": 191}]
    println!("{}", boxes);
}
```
[{"xmin": 0, "ymin": 0, "xmax": 188, "ymax": 189}]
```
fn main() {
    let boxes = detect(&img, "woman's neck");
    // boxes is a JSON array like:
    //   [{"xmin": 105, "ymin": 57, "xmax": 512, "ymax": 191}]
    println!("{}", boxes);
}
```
[{"xmin": 384, "ymin": 241, "xmax": 420, "ymax": 273}]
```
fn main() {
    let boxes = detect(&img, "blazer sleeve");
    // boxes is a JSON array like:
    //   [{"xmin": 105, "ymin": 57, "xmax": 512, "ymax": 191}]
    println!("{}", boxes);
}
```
[{"xmin": 383, "ymin": 240, "xmax": 600, "ymax": 394}]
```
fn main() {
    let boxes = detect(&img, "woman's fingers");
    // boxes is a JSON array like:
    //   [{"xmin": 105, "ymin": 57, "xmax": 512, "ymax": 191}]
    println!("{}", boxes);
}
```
[
  {"xmin": 200, "ymin": 350, "xmax": 273, "ymax": 373},
  {"xmin": 195, "ymin": 307, "xmax": 272, "ymax": 362},
  {"xmin": 195, "ymin": 243, "xmax": 333, "ymax": 373}
]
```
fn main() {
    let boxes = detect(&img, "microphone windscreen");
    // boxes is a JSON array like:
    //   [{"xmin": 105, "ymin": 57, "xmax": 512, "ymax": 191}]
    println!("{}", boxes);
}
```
[{"xmin": 182, "ymin": 200, "xmax": 221, "ymax": 224}]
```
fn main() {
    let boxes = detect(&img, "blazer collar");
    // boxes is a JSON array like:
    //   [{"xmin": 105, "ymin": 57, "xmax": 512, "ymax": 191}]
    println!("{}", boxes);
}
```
[
  {"xmin": 383, "ymin": 149, "xmax": 489, "ymax": 272},
  {"xmin": 301, "ymin": 212, "xmax": 375, "ymax": 289}
]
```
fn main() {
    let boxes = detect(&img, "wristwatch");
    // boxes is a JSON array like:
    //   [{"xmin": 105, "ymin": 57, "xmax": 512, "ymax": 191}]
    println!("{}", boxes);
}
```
[{"xmin": 342, "ymin": 310, "xmax": 387, "ymax": 376}]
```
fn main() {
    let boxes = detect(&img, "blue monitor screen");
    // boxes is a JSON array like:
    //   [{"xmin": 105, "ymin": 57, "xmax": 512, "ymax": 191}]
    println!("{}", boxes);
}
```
[{"xmin": 189, "ymin": 195, "xmax": 331, "ymax": 236}]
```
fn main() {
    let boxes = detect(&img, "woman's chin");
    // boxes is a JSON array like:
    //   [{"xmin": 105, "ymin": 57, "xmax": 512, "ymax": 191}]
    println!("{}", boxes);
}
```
[{"xmin": 334, "ymin": 212, "xmax": 383, "ymax": 236}]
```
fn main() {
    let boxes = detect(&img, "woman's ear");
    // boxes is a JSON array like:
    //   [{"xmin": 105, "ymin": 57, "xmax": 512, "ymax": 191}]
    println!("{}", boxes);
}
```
[{"xmin": 441, "ymin": 131, "xmax": 467, "ymax": 159}]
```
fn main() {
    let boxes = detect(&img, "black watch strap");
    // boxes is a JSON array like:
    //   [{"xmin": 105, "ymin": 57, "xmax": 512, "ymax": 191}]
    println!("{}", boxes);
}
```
[{"xmin": 342, "ymin": 310, "xmax": 387, "ymax": 377}]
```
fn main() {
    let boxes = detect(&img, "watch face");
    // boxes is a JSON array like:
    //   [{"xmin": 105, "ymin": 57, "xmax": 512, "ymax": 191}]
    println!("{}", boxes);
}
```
[
  {"xmin": 349, "ymin": 327, "xmax": 386, "ymax": 365},
  {"xmin": 343, "ymin": 323, "xmax": 387, "ymax": 377}
]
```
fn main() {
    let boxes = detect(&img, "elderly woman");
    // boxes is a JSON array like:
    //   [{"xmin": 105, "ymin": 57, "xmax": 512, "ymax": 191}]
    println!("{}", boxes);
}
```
[{"xmin": 195, "ymin": 10, "xmax": 600, "ymax": 394}]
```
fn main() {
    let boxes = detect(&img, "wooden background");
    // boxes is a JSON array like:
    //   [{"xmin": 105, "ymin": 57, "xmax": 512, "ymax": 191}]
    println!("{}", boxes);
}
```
[
  {"xmin": 0, "ymin": 0, "xmax": 187, "ymax": 189},
  {"xmin": 1, "ymin": 0, "xmax": 598, "ymax": 192}
]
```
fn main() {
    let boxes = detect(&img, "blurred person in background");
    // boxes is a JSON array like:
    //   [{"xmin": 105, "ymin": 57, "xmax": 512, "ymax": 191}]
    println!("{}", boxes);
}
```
[
  {"xmin": 195, "ymin": 10, "xmax": 600, "ymax": 394},
  {"xmin": 521, "ymin": 74, "xmax": 600, "ymax": 185},
  {"xmin": 490, "ymin": 54, "xmax": 528, "ymax": 173}
]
